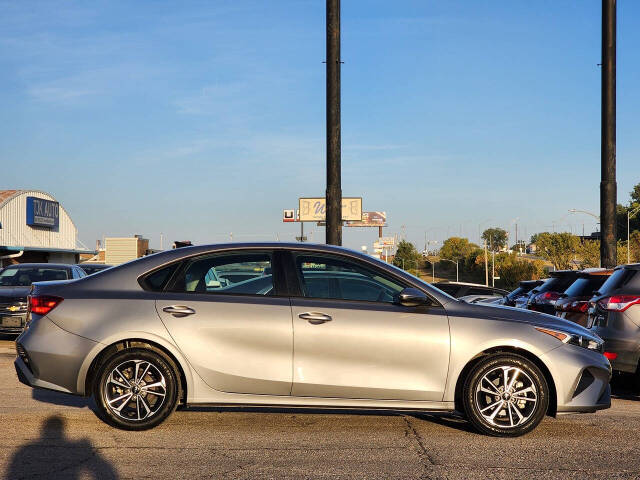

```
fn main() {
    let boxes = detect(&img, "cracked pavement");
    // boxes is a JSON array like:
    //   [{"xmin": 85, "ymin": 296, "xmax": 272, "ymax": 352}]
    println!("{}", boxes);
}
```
[{"xmin": 2, "ymin": 348, "xmax": 640, "ymax": 479}]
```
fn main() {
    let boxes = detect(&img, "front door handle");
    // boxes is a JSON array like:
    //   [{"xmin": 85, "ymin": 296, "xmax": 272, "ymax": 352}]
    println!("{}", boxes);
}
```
[
  {"xmin": 162, "ymin": 305, "xmax": 196, "ymax": 317},
  {"xmin": 298, "ymin": 312, "xmax": 332, "ymax": 325}
]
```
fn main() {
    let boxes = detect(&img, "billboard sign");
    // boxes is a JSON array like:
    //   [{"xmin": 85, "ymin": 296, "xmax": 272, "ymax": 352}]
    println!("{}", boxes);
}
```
[
  {"xmin": 345, "ymin": 211, "xmax": 386, "ymax": 227},
  {"xmin": 26, "ymin": 196, "xmax": 59, "ymax": 229},
  {"xmin": 299, "ymin": 197, "xmax": 362, "ymax": 222},
  {"xmin": 283, "ymin": 209, "xmax": 296, "ymax": 222}
]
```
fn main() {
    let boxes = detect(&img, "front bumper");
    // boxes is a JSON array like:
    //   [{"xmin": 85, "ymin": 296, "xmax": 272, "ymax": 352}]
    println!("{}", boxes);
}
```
[
  {"xmin": 541, "ymin": 344, "xmax": 612, "ymax": 414},
  {"xmin": 15, "ymin": 316, "xmax": 99, "ymax": 395}
]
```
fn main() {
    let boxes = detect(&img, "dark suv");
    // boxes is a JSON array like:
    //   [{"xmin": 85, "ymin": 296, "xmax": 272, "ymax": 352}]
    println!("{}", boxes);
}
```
[
  {"xmin": 527, "ymin": 270, "xmax": 582, "ymax": 315},
  {"xmin": 502, "ymin": 280, "xmax": 544, "ymax": 307},
  {"xmin": 588, "ymin": 264, "xmax": 640, "ymax": 376},
  {"xmin": 555, "ymin": 269, "xmax": 613, "ymax": 327}
]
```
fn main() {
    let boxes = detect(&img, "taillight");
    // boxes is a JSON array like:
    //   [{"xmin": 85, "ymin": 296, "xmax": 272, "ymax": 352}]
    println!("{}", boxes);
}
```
[
  {"xmin": 533, "ymin": 291, "xmax": 560, "ymax": 305},
  {"xmin": 566, "ymin": 301, "xmax": 589, "ymax": 313},
  {"xmin": 604, "ymin": 351, "xmax": 618, "ymax": 360},
  {"xmin": 597, "ymin": 295, "xmax": 640, "ymax": 312},
  {"xmin": 27, "ymin": 295, "xmax": 64, "ymax": 316}
]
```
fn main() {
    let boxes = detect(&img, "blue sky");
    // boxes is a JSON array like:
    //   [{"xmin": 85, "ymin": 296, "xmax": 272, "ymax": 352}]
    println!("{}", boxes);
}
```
[{"xmin": 1, "ymin": 0, "xmax": 639, "ymax": 251}]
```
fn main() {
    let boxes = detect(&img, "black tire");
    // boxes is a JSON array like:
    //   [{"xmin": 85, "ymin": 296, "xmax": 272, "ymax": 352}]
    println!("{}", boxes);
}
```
[
  {"xmin": 93, "ymin": 348, "xmax": 179, "ymax": 431},
  {"xmin": 462, "ymin": 354, "xmax": 549, "ymax": 437}
]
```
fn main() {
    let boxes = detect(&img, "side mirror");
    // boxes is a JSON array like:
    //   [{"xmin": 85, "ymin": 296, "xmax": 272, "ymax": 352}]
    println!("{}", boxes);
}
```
[{"xmin": 395, "ymin": 288, "xmax": 430, "ymax": 307}]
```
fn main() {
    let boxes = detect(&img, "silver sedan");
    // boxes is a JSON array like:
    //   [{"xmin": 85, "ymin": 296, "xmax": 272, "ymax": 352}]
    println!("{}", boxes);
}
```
[{"xmin": 15, "ymin": 243, "xmax": 611, "ymax": 436}]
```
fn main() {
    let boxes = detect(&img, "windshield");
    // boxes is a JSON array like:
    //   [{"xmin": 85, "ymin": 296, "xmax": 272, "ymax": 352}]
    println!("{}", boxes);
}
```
[
  {"xmin": 597, "ymin": 268, "xmax": 636, "ymax": 296},
  {"xmin": 0, "ymin": 267, "xmax": 69, "ymax": 286},
  {"xmin": 563, "ymin": 276, "xmax": 608, "ymax": 298}
]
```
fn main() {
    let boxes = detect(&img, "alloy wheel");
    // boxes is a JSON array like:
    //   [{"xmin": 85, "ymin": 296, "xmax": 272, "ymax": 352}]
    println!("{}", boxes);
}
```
[
  {"xmin": 103, "ymin": 359, "xmax": 167, "ymax": 422},
  {"xmin": 474, "ymin": 365, "xmax": 538, "ymax": 429}
]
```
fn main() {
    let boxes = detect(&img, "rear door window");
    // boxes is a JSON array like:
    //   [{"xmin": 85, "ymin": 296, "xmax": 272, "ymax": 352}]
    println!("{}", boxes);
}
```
[
  {"xmin": 563, "ymin": 277, "xmax": 608, "ymax": 297},
  {"xmin": 169, "ymin": 251, "xmax": 275, "ymax": 296},
  {"xmin": 598, "ymin": 269, "xmax": 637, "ymax": 295}
]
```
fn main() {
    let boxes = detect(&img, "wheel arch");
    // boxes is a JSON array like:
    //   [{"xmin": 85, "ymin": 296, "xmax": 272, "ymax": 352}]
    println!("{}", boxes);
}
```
[
  {"xmin": 453, "ymin": 346, "xmax": 558, "ymax": 417},
  {"xmin": 83, "ymin": 338, "xmax": 189, "ymax": 405}
]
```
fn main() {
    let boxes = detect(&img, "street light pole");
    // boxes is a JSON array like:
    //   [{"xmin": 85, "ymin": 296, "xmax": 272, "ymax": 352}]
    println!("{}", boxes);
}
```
[{"xmin": 326, "ymin": 0, "xmax": 342, "ymax": 246}]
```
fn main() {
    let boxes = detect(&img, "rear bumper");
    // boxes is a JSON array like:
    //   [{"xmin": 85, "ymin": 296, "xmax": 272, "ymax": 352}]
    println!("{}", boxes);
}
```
[
  {"xmin": 15, "ymin": 316, "xmax": 99, "ymax": 395},
  {"xmin": 541, "ymin": 345, "xmax": 612, "ymax": 414}
]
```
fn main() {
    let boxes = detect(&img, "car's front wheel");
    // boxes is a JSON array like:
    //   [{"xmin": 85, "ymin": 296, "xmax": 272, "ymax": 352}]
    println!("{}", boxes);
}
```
[
  {"xmin": 462, "ymin": 353, "xmax": 549, "ymax": 437},
  {"xmin": 93, "ymin": 348, "xmax": 179, "ymax": 430}
]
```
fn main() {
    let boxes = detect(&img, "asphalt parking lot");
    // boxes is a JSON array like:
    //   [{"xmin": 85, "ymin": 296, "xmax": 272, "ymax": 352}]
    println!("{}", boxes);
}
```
[{"xmin": 2, "ymin": 337, "xmax": 640, "ymax": 480}]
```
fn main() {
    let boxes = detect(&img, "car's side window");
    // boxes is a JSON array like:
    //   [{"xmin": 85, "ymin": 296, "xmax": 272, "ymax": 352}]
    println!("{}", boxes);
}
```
[
  {"xmin": 294, "ymin": 254, "xmax": 405, "ymax": 303},
  {"xmin": 169, "ymin": 251, "xmax": 274, "ymax": 296}
]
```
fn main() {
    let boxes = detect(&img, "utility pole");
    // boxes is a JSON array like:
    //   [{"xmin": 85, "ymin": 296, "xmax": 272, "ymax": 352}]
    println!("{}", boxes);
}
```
[
  {"xmin": 601, "ymin": 0, "xmax": 617, "ymax": 267},
  {"xmin": 326, "ymin": 0, "xmax": 342, "ymax": 245}
]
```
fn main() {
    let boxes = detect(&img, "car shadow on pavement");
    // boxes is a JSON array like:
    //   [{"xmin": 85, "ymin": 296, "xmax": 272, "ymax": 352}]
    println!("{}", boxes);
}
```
[
  {"xmin": 183, "ymin": 406, "xmax": 473, "ymax": 433},
  {"xmin": 31, "ymin": 388, "xmax": 97, "ymax": 410},
  {"xmin": 611, "ymin": 375, "xmax": 640, "ymax": 401},
  {"xmin": 5, "ymin": 415, "xmax": 119, "ymax": 479}
]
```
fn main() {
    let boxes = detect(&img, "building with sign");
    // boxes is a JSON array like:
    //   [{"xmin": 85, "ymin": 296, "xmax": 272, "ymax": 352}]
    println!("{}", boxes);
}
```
[{"xmin": 0, "ymin": 190, "xmax": 94, "ymax": 267}]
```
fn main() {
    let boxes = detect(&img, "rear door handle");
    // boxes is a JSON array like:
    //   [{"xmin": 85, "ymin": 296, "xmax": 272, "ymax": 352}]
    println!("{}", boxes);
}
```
[
  {"xmin": 298, "ymin": 312, "xmax": 332, "ymax": 325},
  {"xmin": 162, "ymin": 305, "xmax": 196, "ymax": 317}
]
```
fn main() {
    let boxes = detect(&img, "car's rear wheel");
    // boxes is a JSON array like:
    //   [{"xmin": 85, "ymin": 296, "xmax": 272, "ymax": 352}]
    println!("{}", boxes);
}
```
[
  {"xmin": 93, "ymin": 348, "xmax": 179, "ymax": 430},
  {"xmin": 462, "ymin": 354, "xmax": 549, "ymax": 437}
]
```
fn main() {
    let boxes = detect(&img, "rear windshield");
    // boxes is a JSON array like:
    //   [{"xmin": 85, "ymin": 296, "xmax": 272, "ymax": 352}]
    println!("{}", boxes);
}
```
[
  {"xmin": 536, "ymin": 275, "xmax": 577, "ymax": 294},
  {"xmin": 0, "ymin": 267, "xmax": 69, "ymax": 286},
  {"xmin": 506, "ymin": 286, "xmax": 525, "ymax": 299},
  {"xmin": 597, "ymin": 269, "xmax": 637, "ymax": 295},
  {"xmin": 563, "ymin": 276, "xmax": 608, "ymax": 298}
]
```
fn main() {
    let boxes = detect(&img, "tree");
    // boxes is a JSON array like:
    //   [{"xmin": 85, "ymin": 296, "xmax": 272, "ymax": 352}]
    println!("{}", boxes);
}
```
[
  {"xmin": 631, "ymin": 231, "xmax": 640, "ymax": 263},
  {"xmin": 439, "ymin": 237, "xmax": 479, "ymax": 262},
  {"xmin": 393, "ymin": 240, "xmax": 422, "ymax": 271},
  {"xmin": 631, "ymin": 182, "xmax": 640, "ymax": 205},
  {"xmin": 577, "ymin": 240, "xmax": 600, "ymax": 269},
  {"xmin": 482, "ymin": 228, "xmax": 508, "ymax": 251},
  {"xmin": 494, "ymin": 253, "xmax": 545, "ymax": 289},
  {"xmin": 535, "ymin": 232, "xmax": 579, "ymax": 270},
  {"xmin": 530, "ymin": 233, "xmax": 540, "ymax": 245}
]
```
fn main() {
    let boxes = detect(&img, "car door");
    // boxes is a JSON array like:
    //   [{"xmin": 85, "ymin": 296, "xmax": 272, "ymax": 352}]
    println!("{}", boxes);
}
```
[
  {"xmin": 155, "ymin": 249, "xmax": 293, "ymax": 396},
  {"xmin": 287, "ymin": 251, "xmax": 450, "ymax": 402}
]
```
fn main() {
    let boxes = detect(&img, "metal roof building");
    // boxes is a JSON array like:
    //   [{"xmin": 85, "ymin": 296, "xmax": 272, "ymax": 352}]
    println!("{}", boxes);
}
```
[{"xmin": 0, "ymin": 190, "xmax": 94, "ymax": 267}]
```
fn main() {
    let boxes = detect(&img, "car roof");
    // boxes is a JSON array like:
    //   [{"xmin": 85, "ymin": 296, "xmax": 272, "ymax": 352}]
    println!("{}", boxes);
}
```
[
  {"xmin": 2, "ymin": 263, "xmax": 72, "ymax": 269},
  {"xmin": 578, "ymin": 268, "xmax": 614, "ymax": 277},
  {"xmin": 519, "ymin": 280, "xmax": 544, "ymax": 286},
  {"xmin": 613, "ymin": 263, "xmax": 640, "ymax": 272},
  {"xmin": 549, "ymin": 270, "xmax": 581, "ymax": 278}
]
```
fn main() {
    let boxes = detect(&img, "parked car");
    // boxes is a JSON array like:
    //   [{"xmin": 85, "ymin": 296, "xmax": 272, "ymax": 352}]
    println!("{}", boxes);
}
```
[
  {"xmin": 458, "ymin": 294, "xmax": 504, "ymax": 304},
  {"xmin": 501, "ymin": 280, "xmax": 544, "ymax": 307},
  {"xmin": 16, "ymin": 243, "xmax": 610, "ymax": 436},
  {"xmin": 0, "ymin": 263, "xmax": 86, "ymax": 335},
  {"xmin": 587, "ymin": 264, "xmax": 640, "ymax": 377},
  {"xmin": 527, "ymin": 271, "xmax": 582, "ymax": 315},
  {"xmin": 432, "ymin": 281, "xmax": 508, "ymax": 299},
  {"xmin": 78, "ymin": 264, "xmax": 113, "ymax": 275},
  {"xmin": 555, "ymin": 269, "xmax": 613, "ymax": 327}
]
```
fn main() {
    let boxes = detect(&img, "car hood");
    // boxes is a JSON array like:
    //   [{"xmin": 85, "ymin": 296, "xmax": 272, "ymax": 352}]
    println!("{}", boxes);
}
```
[
  {"xmin": 456, "ymin": 302, "xmax": 594, "ymax": 338},
  {"xmin": 0, "ymin": 286, "xmax": 31, "ymax": 299}
]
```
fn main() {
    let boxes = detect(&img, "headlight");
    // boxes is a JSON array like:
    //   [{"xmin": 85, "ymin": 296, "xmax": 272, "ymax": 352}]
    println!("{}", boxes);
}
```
[{"xmin": 535, "ymin": 327, "xmax": 604, "ymax": 353}]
